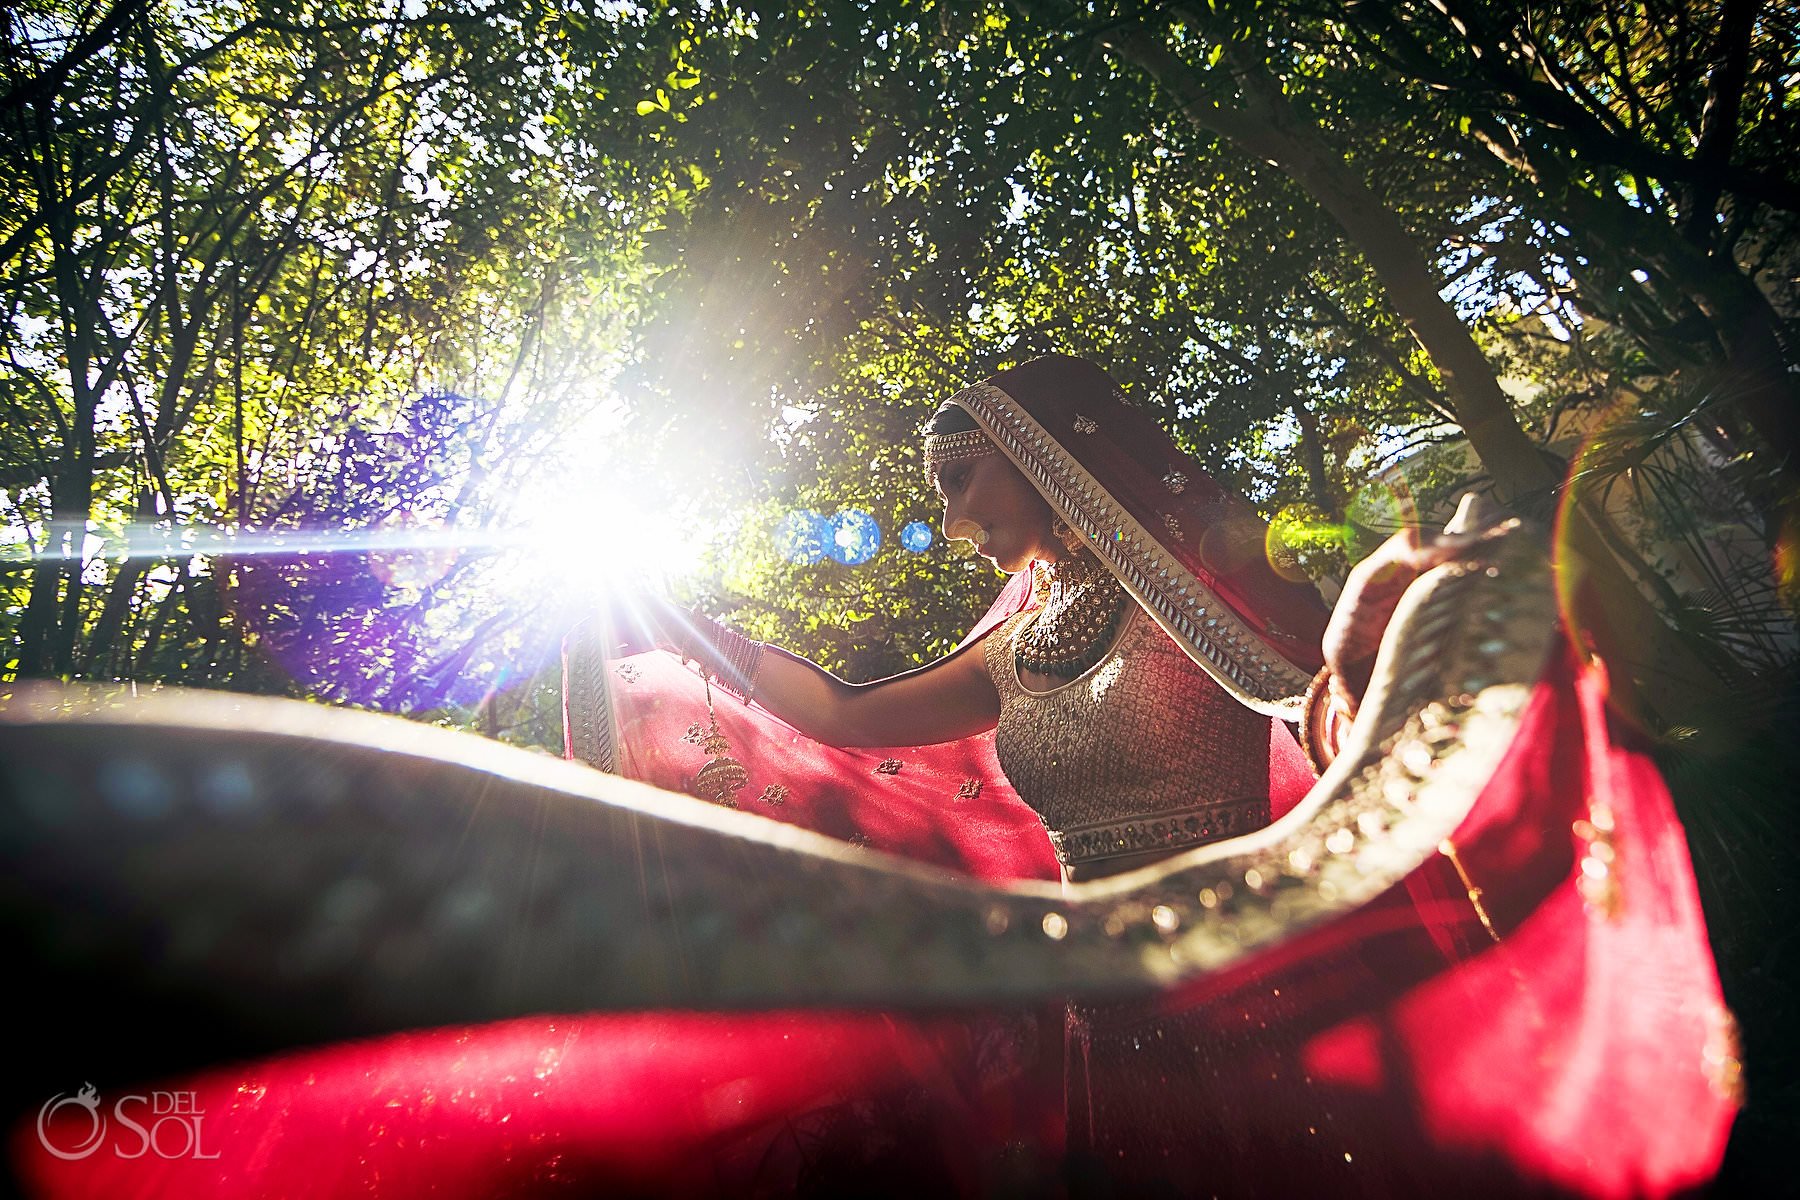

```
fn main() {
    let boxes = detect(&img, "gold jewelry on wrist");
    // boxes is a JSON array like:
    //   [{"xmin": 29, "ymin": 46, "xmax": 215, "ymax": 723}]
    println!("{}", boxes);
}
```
[
  {"xmin": 1299, "ymin": 666, "xmax": 1338, "ymax": 777},
  {"xmin": 679, "ymin": 610, "xmax": 766, "ymax": 705}
]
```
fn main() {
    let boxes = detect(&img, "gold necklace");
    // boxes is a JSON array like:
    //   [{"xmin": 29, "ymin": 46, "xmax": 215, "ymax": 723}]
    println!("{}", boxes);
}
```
[{"xmin": 1014, "ymin": 552, "xmax": 1128, "ymax": 678}]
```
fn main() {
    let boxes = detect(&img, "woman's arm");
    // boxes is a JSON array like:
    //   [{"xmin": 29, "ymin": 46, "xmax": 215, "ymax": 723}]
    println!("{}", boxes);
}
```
[
  {"xmin": 1305, "ymin": 494, "xmax": 1505, "ymax": 769},
  {"xmin": 749, "ymin": 636, "xmax": 1000, "ymax": 748},
  {"xmin": 600, "ymin": 593, "xmax": 1004, "ymax": 749}
]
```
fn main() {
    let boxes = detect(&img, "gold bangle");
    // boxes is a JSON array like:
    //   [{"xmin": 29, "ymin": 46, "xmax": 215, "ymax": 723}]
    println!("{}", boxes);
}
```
[
  {"xmin": 1298, "ymin": 666, "xmax": 1337, "ymax": 777},
  {"xmin": 682, "ymin": 610, "xmax": 764, "ymax": 704}
]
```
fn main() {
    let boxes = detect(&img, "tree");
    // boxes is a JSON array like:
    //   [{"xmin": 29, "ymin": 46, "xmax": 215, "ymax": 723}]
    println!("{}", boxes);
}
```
[{"xmin": 1, "ymin": 1, "xmax": 638, "ymax": 704}]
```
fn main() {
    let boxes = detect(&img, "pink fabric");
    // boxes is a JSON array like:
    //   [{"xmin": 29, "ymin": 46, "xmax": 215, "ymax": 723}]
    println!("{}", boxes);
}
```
[
  {"xmin": 605, "ymin": 647, "xmax": 1060, "ymax": 882},
  {"xmin": 14, "ymin": 641, "xmax": 1737, "ymax": 1198},
  {"xmin": 8, "ymin": 362, "xmax": 1735, "ymax": 1194},
  {"xmin": 1058, "ymin": 643, "xmax": 1737, "ymax": 1197},
  {"xmin": 589, "ymin": 586, "xmax": 1315, "ymax": 882}
]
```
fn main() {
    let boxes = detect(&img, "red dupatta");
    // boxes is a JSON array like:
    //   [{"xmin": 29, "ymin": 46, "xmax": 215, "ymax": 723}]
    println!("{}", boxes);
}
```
[
  {"xmin": 6, "ymin": 515, "xmax": 1738, "ymax": 1198},
  {"xmin": 944, "ymin": 354, "xmax": 1329, "ymax": 715},
  {"xmin": 6, "ymin": 360, "xmax": 1737, "ymax": 1199}
]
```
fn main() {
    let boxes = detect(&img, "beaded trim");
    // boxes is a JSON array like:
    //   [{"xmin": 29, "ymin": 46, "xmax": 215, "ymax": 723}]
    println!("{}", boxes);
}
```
[
  {"xmin": 563, "ymin": 618, "xmax": 617, "ymax": 773},
  {"xmin": 948, "ymin": 381, "xmax": 1314, "ymax": 716},
  {"xmin": 923, "ymin": 429, "xmax": 997, "ymax": 476},
  {"xmin": 1048, "ymin": 797, "xmax": 1271, "ymax": 868},
  {"xmin": 4, "ymin": 520, "xmax": 1556, "ymax": 1014}
]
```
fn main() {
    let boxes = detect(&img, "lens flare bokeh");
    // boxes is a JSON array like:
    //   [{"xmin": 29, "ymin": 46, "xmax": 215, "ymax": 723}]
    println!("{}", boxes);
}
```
[
  {"xmin": 207, "ymin": 391, "xmax": 717, "ymax": 713},
  {"xmin": 775, "ymin": 510, "xmax": 830, "ymax": 564},
  {"xmin": 826, "ymin": 509, "xmax": 881, "ymax": 566},
  {"xmin": 1343, "ymin": 475, "xmax": 1422, "ymax": 551},
  {"xmin": 366, "ymin": 512, "xmax": 459, "ymax": 593},
  {"xmin": 1265, "ymin": 504, "xmax": 1349, "ymax": 583}
]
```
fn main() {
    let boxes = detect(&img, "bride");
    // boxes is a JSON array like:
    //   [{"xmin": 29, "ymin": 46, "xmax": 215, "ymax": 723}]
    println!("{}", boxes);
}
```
[
  {"xmin": 572, "ymin": 354, "xmax": 1340, "ymax": 885},
  {"xmin": 5, "ymin": 356, "xmax": 1739, "ymax": 1198}
]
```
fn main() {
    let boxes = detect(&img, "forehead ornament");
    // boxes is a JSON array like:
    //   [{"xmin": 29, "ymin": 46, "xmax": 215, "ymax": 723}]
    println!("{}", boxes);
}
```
[{"xmin": 923, "ymin": 428, "xmax": 997, "ymax": 476}]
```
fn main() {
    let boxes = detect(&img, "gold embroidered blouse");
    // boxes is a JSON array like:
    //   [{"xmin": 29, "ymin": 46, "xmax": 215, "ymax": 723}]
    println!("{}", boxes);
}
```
[{"xmin": 984, "ymin": 604, "xmax": 1273, "ymax": 876}]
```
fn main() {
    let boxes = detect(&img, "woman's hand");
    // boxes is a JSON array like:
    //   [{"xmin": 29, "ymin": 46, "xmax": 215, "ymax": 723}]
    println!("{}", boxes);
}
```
[
  {"xmin": 1323, "ymin": 494, "xmax": 1503, "ymax": 720},
  {"xmin": 597, "ymin": 591, "xmax": 695, "ymax": 660}
]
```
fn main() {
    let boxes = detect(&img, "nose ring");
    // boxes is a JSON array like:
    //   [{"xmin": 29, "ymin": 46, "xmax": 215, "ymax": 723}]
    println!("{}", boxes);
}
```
[{"xmin": 946, "ymin": 519, "xmax": 989, "ymax": 546}]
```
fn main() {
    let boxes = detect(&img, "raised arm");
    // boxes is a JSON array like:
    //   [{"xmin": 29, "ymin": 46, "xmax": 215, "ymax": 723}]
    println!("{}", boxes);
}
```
[
  {"xmin": 751, "ymin": 637, "xmax": 999, "ymax": 747},
  {"xmin": 598, "ymin": 594, "xmax": 1003, "ymax": 749}
]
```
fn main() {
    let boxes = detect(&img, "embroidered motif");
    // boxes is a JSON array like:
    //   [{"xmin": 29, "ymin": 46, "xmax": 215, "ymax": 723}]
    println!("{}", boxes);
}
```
[
  {"xmin": 1073, "ymin": 414, "xmax": 1099, "ymax": 435},
  {"xmin": 875, "ymin": 758, "xmax": 903, "ymax": 775},
  {"xmin": 693, "ymin": 720, "xmax": 750, "ymax": 805},
  {"xmin": 615, "ymin": 663, "xmax": 642, "ymax": 683},
  {"xmin": 956, "ymin": 779, "xmax": 983, "ymax": 800},
  {"xmin": 1162, "ymin": 470, "xmax": 1188, "ymax": 495},
  {"xmin": 1047, "ymin": 798, "xmax": 1272, "ymax": 868},
  {"xmin": 1163, "ymin": 513, "xmax": 1184, "ymax": 540},
  {"xmin": 680, "ymin": 723, "xmax": 708, "ymax": 746},
  {"xmin": 758, "ymin": 784, "xmax": 790, "ymax": 805},
  {"xmin": 846, "ymin": 833, "xmax": 871, "ymax": 849},
  {"xmin": 1574, "ymin": 804, "xmax": 1621, "ymax": 918}
]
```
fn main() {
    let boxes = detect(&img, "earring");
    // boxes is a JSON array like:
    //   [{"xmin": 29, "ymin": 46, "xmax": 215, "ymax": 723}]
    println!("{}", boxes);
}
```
[{"xmin": 1051, "ymin": 516, "xmax": 1084, "ymax": 555}]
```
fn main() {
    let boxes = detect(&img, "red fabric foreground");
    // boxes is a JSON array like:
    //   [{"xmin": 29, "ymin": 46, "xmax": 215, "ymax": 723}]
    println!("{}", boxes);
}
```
[{"xmin": 14, "ymin": 645, "xmax": 1737, "ymax": 1198}]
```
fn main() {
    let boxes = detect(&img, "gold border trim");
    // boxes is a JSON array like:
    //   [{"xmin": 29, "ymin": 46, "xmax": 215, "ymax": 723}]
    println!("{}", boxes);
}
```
[
  {"xmin": 950, "ymin": 381, "xmax": 1313, "ymax": 716},
  {"xmin": 0, "ymin": 523, "xmax": 1557, "ymax": 1015},
  {"xmin": 1050, "ymin": 797, "xmax": 1272, "ymax": 867},
  {"xmin": 1086, "ymin": 522, "xmax": 1551, "ymax": 981},
  {"xmin": 563, "ymin": 618, "xmax": 618, "ymax": 773}
]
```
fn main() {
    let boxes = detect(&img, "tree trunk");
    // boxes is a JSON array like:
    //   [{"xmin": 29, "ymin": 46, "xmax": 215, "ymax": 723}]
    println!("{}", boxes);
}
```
[
  {"xmin": 87, "ymin": 555, "xmax": 149, "ymax": 679},
  {"xmin": 1062, "ymin": 10, "xmax": 1740, "ymax": 735},
  {"xmin": 1093, "ymin": 22, "xmax": 1561, "ymax": 508},
  {"xmin": 134, "ymin": 566, "xmax": 186, "ymax": 677},
  {"xmin": 1290, "ymin": 399, "xmax": 1339, "ymax": 516}
]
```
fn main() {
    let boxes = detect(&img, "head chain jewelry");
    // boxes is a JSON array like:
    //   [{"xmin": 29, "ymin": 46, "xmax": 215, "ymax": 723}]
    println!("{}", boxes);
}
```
[{"xmin": 923, "ymin": 429, "xmax": 996, "ymax": 476}]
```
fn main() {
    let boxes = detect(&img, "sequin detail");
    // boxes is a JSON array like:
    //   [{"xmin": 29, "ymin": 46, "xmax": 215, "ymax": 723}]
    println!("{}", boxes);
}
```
[
  {"xmin": 1574, "ymin": 805, "xmax": 1621, "ymax": 918},
  {"xmin": 985, "ymin": 606, "xmax": 1271, "ymax": 870},
  {"xmin": 1073, "ymin": 414, "xmax": 1099, "ymax": 435},
  {"xmin": 1163, "ymin": 470, "xmax": 1188, "ymax": 494},
  {"xmin": 956, "ymin": 779, "xmax": 983, "ymax": 800},
  {"xmin": 1049, "ymin": 798, "xmax": 1269, "ymax": 865},
  {"xmin": 875, "ymin": 758, "xmax": 902, "ymax": 775},
  {"xmin": 615, "ymin": 663, "xmax": 642, "ymax": 683},
  {"xmin": 758, "ymin": 784, "xmax": 790, "ymax": 805}
]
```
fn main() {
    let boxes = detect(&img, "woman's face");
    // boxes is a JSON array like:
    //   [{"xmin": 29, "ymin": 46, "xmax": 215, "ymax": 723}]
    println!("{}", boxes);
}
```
[{"xmin": 933, "ymin": 449, "xmax": 1058, "ymax": 573}]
